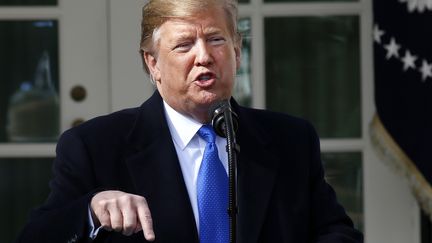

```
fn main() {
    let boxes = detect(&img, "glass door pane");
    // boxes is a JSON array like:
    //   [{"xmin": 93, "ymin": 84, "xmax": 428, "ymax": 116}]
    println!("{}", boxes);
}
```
[
  {"xmin": 0, "ymin": 20, "xmax": 60, "ymax": 143},
  {"xmin": 265, "ymin": 16, "xmax": 361, "ymax": 138},
  {"xmin": 322, "ymin": 152, "xmax": 363, "ymax": 232}
]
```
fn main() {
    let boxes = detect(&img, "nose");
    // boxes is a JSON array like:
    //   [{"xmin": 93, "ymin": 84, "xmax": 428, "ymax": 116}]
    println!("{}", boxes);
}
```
[{"xmin": 194, "ymin": 40, "xmax": 213, "ymax": 66}]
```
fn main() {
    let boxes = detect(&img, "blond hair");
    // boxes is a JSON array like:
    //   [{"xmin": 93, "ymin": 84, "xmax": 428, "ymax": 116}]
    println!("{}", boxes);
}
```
[{"xmin": 139, "ymin": 0, "xmax": 240, "ymax": 73}]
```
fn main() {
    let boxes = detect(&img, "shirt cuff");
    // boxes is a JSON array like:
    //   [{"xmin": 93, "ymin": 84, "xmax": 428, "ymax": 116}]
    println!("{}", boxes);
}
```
[{"xmin": 88, "ymin": 205, "xmax": 103, "ymax": 239}]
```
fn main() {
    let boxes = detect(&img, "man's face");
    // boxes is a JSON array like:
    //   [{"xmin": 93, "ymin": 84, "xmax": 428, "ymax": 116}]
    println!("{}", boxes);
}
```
[{"xmin": 144, "ymin": 7, "xmax": 240, "ymax": 123}]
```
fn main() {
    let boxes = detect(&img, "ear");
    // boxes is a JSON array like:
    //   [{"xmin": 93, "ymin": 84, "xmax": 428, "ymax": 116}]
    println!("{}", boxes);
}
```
[{"xmin": 143, "ymin": 52, "xmax": 161, "ymax": 81}]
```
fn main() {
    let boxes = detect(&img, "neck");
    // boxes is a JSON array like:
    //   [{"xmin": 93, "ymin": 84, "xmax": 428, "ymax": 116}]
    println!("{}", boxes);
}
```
[{"xmin": 191, "ymin": 112, "xmax": 211, "ymax": 124}]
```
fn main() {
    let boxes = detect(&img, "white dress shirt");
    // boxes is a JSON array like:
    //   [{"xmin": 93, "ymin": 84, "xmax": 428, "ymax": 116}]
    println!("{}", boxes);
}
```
[
  {"xmin": 163, "ymin": 101, "xmax": 228, "ymax": 230},
  {"xmin": 89, "ymin": 101, "xmax": 228, "ymax": 238}
]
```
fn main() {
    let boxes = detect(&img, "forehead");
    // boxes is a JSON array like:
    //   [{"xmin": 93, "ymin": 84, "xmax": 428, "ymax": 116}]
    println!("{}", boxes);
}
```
[{"xmin": 158, "ymin": 8, "xmax": 230, "ymax": 37}]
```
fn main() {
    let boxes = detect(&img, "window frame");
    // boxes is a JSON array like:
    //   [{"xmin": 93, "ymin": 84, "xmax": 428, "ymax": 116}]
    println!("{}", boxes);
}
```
[{"xmin": 238, "ymin": 0, "xmax": 421, "ymax": 242}]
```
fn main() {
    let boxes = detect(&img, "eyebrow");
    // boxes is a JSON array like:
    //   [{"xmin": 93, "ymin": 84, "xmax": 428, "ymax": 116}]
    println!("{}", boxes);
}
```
[
  {"xmin": 171, "ymin": 26, "xmax": 224, "ymax": 38},
  {"xmin": 171, "ymin": 32, "xmax": 194, "ymax": 40},
  {"xmin": 204, "ymin": 26, "xmax": 223, "ymax": 34}
]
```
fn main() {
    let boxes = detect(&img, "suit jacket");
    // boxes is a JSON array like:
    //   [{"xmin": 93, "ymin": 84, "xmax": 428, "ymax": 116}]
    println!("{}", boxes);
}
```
[{"xmin": 16, "ymin": 91, "xmax": 363, "ymax": 243}]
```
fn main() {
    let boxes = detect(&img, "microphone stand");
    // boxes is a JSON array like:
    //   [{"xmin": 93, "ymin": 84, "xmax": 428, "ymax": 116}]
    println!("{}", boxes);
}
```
[
  {"xmin": 210, "ymin": 100, "xmax": 240, "ymax": 243},
  {"xmin": 222, "ymin": 109, "xmax": 239, "ymax": 243}
]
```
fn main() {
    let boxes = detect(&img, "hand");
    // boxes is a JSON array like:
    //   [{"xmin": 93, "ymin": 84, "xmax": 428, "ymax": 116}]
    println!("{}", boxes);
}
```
[{"xmin": 90, "ymin": 190, "xmax": 155, "ymax": 241}]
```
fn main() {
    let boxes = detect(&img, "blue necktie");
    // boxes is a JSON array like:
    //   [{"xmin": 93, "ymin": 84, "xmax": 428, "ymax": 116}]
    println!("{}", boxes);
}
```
[{"xmin": 197, "ymin": 125, "xmax": 229, "ymax": 243}]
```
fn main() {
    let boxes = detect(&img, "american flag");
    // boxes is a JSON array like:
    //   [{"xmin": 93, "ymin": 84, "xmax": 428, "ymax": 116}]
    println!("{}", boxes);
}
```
[{"xmin": 371, "ymin": 0, "xmax": 432, "ymax": 216}]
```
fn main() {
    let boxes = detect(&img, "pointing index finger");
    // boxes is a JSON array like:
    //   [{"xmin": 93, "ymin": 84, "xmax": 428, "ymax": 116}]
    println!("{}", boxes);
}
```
[{"xmin": 137, "ymin": 201, "xmax": 155, "ymax": 241}]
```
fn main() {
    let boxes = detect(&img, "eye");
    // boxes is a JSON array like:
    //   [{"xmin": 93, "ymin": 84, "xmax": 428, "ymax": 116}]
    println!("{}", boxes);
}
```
[
  {"xmin": 173, "ymin": 42, "xmax": 193, "ymax": 52},
  {"xmin": 209, "ymin": 36, "xmax": 226, "ymax": 45}
]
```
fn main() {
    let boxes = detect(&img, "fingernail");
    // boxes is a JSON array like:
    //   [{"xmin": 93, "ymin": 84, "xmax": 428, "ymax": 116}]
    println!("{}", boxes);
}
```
[{"xmin": 146, "ymin": 232, "xmax": 155, "ymax": 241}]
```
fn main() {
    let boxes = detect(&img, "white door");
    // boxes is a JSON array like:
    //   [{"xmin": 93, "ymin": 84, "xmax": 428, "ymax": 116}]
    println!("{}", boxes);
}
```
[{"xmin": 0, "ymin": 0, "xmax": 109, "ymax": 241}]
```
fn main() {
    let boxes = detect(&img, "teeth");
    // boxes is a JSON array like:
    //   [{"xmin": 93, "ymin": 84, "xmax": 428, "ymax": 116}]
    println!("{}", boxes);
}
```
[{"xmin": 199, "ymin": 75, "xmax": 211, "ymax": 81}]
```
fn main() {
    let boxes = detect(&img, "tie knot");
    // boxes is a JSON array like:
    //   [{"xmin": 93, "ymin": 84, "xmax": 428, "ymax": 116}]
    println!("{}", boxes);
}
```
[{"xmin": 198, "ymin": 125, "xmax": 216, "ymax": 143}]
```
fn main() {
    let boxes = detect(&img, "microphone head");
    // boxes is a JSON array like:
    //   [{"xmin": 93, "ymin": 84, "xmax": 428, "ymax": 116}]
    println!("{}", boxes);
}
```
[{"xmin": 209, "ymin": 100, "xmax": 238, "ymax": 138}]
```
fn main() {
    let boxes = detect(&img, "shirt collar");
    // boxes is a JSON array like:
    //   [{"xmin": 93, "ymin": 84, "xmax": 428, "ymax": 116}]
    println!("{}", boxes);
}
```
[{"xmin": 163, "ymin": 101, "xmax": 203, "ymax": 150}]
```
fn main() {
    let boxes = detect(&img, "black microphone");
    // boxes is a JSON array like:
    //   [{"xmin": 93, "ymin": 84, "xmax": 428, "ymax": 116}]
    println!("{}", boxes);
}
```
[
  {"xmin": 209, "ymin": 99, "xmax": 240, "ymax": 243},
  {"xmin": 209, "ymin": 100, "xmax": 238, "ymax": 138}
]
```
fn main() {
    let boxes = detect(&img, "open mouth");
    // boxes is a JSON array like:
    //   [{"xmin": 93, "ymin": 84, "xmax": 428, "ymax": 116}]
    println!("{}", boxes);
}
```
[
  {"xmin": 195, "ymin": 72, "xmax": 217, "ymax": 87},
  {"xmin": 196, "ymin": 72, "xmax": 216, "ymax": 81},
  {"xmin": 198, "ymin": 74, "xmax": 213, "ymax": 81}
]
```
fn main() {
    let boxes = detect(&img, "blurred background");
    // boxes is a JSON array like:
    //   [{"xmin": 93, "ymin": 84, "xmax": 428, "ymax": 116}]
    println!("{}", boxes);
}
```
[{"xmin": 0, "ymin": 0, "xmax": 429, "ymax": 242}]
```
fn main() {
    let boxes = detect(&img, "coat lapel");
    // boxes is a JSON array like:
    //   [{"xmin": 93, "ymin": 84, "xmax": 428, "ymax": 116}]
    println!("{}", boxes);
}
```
[
  {"xmin": 234, "ymin": 104, "xmax": 279, "ymax": 243},
  {"xmin": 124, "ymin": 92, "xmax": 198, "ymax": 243}
]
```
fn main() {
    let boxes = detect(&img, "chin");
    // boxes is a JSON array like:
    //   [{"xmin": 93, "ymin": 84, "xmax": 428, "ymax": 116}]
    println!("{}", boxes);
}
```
[
  {"xmin": 197, "ymin": 92, "xmax": 218, "ymax": 103},
  {"xmin": 193, "ymin": 90, "xmax": 230, "ymax": 108}
]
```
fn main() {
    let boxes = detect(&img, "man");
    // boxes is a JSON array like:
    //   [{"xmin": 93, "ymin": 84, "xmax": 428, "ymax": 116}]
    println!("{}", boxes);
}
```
[{"xmin": 16, "ymin": 0, "xmax": 363, "ymax": 242}]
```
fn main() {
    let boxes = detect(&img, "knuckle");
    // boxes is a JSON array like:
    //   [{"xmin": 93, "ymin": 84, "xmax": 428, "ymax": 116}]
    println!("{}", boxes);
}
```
[
  {"xmin": 119, "ymin": 196, "xmax": 134, "ymax": 207},
  {"xmin": 100, "ymin": 198, "xmax": 118, "ymax": 209},
  {"xmin": 97, "ymin": 200, "xmax": 108, "ymax": 209},
  {"xmin": 119, "ymin": 193, "xmax": 131, "ymax": 201},
  {"xmin": 145, "ymin": 214, "xmax": 153, "ymax": 222},
  {"xmin": 136, "ymin": 196, "xmax": 147, "ymax": 205},
  {"xmin": 144, "ymin": 210, "xmax": 152, "ymax": 219},
  {"xmin": 109, "ymin": 198, "xmax": 120, "ymax": 205},
  {"xmin": 147, "ymin": 220, "xmax": 153, "ymax": 228}
]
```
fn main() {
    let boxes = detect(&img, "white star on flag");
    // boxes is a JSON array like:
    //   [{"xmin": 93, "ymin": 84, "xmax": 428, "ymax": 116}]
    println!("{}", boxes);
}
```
[
  {"xmin": 374, "ymin": 24, "xmax": 385, "ymax": 44},
  {"xmin": 384, "ymin": 37, "xmax": 401, "ymax": 60},
  {"xmin": 401, "ymin": 50, "xmax": 417, "ymax": 71},
  {"xmin": 419, "ymin": 60, "xmax": 432, "ymax": 81},
  {"xmin": 399, "ymin": 0, "xmax": 432, "ymax": 13}
]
